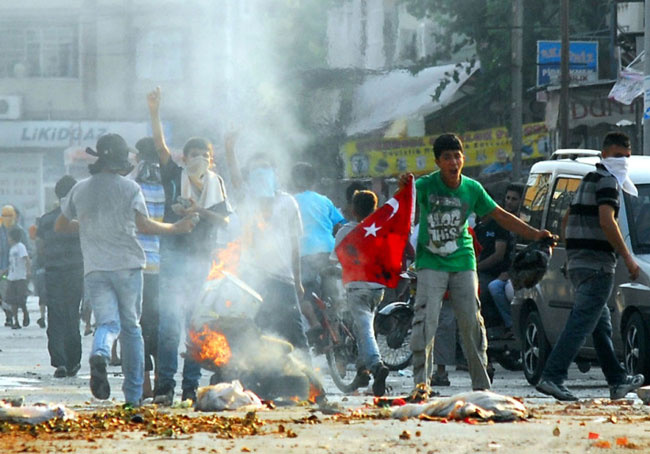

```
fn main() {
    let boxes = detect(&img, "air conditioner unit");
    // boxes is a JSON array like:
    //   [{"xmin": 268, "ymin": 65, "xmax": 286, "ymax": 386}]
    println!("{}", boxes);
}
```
[
  {"xmin": 0, "ymin": 95, "xmax": 22, "ymax": 120},
  {"xmin": 618, "ymin": 2, "xmax": 644, "ymax": 35}
]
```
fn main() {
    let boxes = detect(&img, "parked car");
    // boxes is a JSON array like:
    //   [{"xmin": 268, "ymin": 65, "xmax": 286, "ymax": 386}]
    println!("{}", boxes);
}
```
[{"xmin": 511, "ymin": 149, "xmax": 650, "ymax": 385}]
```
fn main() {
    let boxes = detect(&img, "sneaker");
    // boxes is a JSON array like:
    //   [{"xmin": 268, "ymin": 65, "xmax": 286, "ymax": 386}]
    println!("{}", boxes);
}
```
[
  {"xmin": 430, "ymin": 371, "xmax": 450, "ymax": 387},
  {"xmin": 610, "ymin": 374, "xmax": 645, "ymax": 400},
  {"xmin": 89, "ymin": 355, "xmax": 110, "ymax": 400},
  {"xmin": 371, "ymin": 363, "xmax": 390, "ymax": 397},
  {"xmin": 153, "ymin": 387, "xmax": 174, "ymax": 406},
  {"xmin": 54, "ymin": 366, "xmax": 68, "ymax": 378},
  {"xmin": 37, "ymin": 318, "xmax": 46, "ymax": 329},
  {"xmin": 181, "ymin": 388, "xmax": 197, "ymax": 403},
  {"xmin": 67, "ymin": 363, "xmax": 81, "ymax": 377},
  {"xmin": 536, "ymin": 379, "xmax": 578, "ymax": 401},
  {"xmin": 11, "ymin": 323, "xmax": 21, "ymax": 330}
]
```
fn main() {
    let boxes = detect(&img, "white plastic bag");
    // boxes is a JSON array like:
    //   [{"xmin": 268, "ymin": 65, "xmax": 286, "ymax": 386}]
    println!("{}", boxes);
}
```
[
  {"xmin": 0, "ymin": 402, "xmax": 77, "ymax": 425},
  {"xmin": 195, "ymin": 380, "xmax": 263, "ymax": 411}
]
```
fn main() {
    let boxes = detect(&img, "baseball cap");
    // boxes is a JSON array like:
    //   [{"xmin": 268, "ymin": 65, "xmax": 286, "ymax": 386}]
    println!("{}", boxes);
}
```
[{"xmin": 86, "ymin": 133, "xmax": 135, "ymax": 173}]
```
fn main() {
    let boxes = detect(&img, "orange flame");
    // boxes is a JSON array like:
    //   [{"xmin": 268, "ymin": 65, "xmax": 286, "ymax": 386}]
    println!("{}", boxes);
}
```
[
  {"xmin": 207, "ymin": 241, "xmax": 242, "ymax": 281},
  {"xmin": 188, "ymin": 325, "xmax": 232, "ymax": 367},
  {"xmin": 308, "ymin": 384, "xmax": 322, "ymax": 404}
]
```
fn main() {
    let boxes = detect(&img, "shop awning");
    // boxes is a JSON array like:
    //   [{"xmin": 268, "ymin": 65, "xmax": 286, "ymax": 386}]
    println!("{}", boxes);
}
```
[{"xmin": 346, "ymin": 61, "xmax": 480, "ymax": 136}]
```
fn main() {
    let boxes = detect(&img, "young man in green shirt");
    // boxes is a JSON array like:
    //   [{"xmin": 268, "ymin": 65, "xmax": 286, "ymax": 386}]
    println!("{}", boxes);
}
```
[{"xmin": 400, "ymin": 133, "xmax": 553, "ymax": 391}]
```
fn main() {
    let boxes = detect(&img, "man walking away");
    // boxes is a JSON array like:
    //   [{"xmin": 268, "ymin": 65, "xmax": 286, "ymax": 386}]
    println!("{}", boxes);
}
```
[
  {"xmin": 56, "ymin": 133, "xmax": 195, "ymax": 405},
  {"xmin": 37, "ymin": 176, "xmax": 84, "ymax": 377},
  {"xmin": 536, "ymin": 131, "xmax": 644, "ymax": 401}
]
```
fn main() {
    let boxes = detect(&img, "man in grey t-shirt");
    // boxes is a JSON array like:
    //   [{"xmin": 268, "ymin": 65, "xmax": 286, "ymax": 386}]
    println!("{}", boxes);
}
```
[{"xmin": 56, "ymin": 134, "xmax": 195, "ymax": 405}]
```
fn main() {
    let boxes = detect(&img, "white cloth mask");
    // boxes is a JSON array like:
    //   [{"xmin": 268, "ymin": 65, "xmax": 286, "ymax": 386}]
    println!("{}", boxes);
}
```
[
  {"xmin": 186, "ymin": 156, "xmax": 210, "ymax": 179},
  {"xmin": 601, "ymin": 157, "xmax": 638, "ymax": 197}
]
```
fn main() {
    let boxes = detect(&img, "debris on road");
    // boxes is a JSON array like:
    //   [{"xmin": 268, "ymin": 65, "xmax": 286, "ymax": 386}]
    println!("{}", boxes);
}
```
[
  {"xmin": 391, "ymin": 391, "xmax": 528, "ymax": 422},
  {"xmin": 195, "ymin": 380, "xmax": 263, "ymax": 411},
  {"xmin": 0, "ymin": 400, "xmax": 76, "ymax": 425}
]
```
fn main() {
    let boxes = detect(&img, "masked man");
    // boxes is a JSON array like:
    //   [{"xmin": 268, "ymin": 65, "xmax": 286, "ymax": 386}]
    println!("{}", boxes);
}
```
[
  {"xmin": 536, "ymin": 131, "xmax": 644, "ymax": 401},
  {"xmin": 147, "ymin": 87, "xmax": 231, "ymax": 405}
]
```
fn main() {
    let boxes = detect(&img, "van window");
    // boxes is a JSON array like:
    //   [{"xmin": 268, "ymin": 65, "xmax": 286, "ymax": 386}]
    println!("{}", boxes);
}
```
[
  {"xmin": 546, "ymin": 177, "xmax": 581, "ymax": 243},
  {"xmin": 519, "ymin": 173, "xmax": 550, "ymax": 230},
  {"xmin": 625, "ymin": 184, "xmax": 650, "ymax": 254}
]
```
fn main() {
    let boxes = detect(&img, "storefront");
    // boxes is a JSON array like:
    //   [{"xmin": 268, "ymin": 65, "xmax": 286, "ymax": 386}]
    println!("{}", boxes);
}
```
[{"xmin": 0, "ymin": 120, "xmax": 150, "ymax": 227}]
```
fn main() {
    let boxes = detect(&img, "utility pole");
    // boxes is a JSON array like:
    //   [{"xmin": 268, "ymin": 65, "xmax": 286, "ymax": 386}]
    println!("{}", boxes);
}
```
[
  {"xmin": 642, "ymin": 0, "xmax": 650, "ymax": 156},
  {"xmin": 560, "ymin": 0, "xmax": 570, "ymax": 149},
  {"xmin": 511, "ymin": 0, "xmax": 523, "ymax": 180}
]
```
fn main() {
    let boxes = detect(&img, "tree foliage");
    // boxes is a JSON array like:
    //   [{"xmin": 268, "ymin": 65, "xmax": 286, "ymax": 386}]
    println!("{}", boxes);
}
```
[{"xmin": 402, "ymin": 0, "xmax": 613, "ymax": 131}]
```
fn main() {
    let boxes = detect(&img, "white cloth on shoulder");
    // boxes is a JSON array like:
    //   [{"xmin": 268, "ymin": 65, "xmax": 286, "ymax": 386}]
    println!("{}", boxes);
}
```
[{"xmin": 180, "ymin": 169, "xmax": 227, "ymax": 209}]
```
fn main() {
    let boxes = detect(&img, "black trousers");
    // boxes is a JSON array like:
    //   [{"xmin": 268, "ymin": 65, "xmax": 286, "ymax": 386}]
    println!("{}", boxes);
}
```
[
  {"xmin": 141, "ymin": 273, "xmax": 159, "ymax": 372},
  {"xmin": 45, "ymin": 266, "xmax": 83, "ymax": 370}
]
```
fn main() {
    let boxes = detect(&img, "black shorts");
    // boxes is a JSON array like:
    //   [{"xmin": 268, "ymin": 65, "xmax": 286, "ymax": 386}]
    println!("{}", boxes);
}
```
[{"xmin": 6, "ymin": 280, "xmax": 28, "ymax": 308}]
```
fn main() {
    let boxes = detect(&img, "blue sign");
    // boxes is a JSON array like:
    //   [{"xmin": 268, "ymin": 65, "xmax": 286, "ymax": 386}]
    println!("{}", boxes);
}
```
[{"xmin": 537, "ymin": 41, "xmax": 598, "ymax": 86}]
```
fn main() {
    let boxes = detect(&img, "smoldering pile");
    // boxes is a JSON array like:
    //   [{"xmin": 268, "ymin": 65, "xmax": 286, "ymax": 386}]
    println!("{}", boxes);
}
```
[{"xmin": 187, "ymin": 270, "xmax": 325, "ymax": 405}]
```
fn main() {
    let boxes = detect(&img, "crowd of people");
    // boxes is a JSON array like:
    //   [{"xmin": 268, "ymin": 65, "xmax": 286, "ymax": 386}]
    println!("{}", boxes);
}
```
[{"xmin": 0, "ymin": 89, "xmax": 645, "ymax": 405}]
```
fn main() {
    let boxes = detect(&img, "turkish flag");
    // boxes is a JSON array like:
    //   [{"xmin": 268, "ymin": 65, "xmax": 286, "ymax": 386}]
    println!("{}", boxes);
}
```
[{"xmin": 335, "ymin": 176, "xmax": 415, "ymax": 288}]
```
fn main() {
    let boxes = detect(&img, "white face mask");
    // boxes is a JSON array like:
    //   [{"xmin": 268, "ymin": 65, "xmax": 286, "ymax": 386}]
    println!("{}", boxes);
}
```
[
  {"xmin": 601, "ymin": 157, "xmax": 638, "ymax": 197},
  {"xmin": 186, "ymin": 156, "xmax": 209, "ymax": 179}
]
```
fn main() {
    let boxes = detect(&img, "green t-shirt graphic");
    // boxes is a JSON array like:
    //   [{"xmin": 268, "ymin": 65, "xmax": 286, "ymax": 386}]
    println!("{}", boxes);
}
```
[{"xmin": 415, "ymin": 171, "xmax": 497, "ymax": 272}]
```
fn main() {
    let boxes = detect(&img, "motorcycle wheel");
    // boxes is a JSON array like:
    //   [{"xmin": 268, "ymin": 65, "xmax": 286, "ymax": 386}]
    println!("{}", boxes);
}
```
[
  {"xmin": 374, "ymin": 311, "xmax": 413, "ymax": 371},
  {"xmin": 325, "ymin": 338, "xmax": 361, "ymax": 393}
]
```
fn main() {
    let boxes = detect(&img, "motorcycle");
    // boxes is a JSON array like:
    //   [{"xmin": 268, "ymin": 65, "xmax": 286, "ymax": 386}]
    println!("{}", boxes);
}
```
[{"xmin": 373, "ymin": 271, "xmax": 415, "ymax": 371}]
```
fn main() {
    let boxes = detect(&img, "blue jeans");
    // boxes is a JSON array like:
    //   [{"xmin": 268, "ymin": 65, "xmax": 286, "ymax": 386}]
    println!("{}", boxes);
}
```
[
  {"xmin": 347, "ymin": 287, "xmax": 384, "ymax": 371},
  {"xmin": 156, "ymin": 250, "xmax": 210, "ymax": 394},
  {"xmin": 488, "ymin": 278, "xmax": 512, "ymax": 328},
  {"xmin": 85, "ymin": 269, "xmax": 144, "ymax": 404},
  {"xmin": 542, "ymin": 268, "xmax": 627, "ymax": 386}
]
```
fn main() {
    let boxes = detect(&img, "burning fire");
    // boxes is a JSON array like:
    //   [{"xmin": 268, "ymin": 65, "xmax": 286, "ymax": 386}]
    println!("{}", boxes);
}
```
[
  {"xmin": 308, "ymin": 383, "xmax": 322, "ymax": 404},
  {"xmin": 207, "ymin": 241, "xmax": 242, "ymax": 281},
  {"xmin": 188, "ymin": 325, "xmax": 232, "ymax": 367}
]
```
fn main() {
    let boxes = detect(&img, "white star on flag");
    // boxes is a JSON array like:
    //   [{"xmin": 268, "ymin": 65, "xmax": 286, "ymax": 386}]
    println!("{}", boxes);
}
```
[{"xmin": 363, "ymin": 223, "xmax": 381, "ymax": 237}]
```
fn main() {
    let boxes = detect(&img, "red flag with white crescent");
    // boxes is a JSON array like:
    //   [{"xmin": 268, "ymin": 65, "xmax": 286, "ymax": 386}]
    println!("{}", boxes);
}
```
[{"xmin": 335, "ymin": 175, "xmax": 415, "ymax": 288}]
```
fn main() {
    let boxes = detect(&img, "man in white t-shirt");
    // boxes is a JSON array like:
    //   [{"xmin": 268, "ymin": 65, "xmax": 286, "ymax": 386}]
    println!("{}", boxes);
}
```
[
  {"xmin": 5, "ymin": 228, "xmax": 31, "ymax": 329},
  {"xmin": 225, "ymin": 147, "xmax": 308, "ymax": 357}
]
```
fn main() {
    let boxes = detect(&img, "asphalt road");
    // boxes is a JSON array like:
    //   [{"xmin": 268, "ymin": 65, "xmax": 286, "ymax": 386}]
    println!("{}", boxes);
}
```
[
  {"xmin": 1, "ymin": 298, "xmax": 649, "ymax": 454},
  {"xmin": 0, "ymin": 297, "xmax": 630, "ymax": 406}
]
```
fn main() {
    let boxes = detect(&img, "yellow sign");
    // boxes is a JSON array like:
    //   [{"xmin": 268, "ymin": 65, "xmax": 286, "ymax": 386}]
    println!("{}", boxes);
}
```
[{"xmin": 341, "ymin": 122, "xmax": 552, "ymax": 178}]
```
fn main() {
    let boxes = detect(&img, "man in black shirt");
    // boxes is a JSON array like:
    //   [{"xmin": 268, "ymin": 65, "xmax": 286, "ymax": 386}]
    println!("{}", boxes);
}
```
[
  {"xmin": 36, "ymin": 176, "xmax": 84, "ymax": 378},
  {"xmin": 148, "ymin": 87, "xmax": 230, "ymax": 405}
]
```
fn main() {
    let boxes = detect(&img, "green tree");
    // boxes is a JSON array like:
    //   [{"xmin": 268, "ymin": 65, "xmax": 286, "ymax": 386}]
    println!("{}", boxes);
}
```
[{"xmin": 403, "ymin": 0, "xmax": 613, "ymax": 132}]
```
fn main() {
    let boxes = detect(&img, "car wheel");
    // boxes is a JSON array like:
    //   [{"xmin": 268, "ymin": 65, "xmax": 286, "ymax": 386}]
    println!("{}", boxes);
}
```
[
  {"xmin": 521, "ymin": 311, "xmax": 550, "ymax": 386},
  {"xmin": 623, "ymin": 312, "xmax": 650, "ymax": 382}
]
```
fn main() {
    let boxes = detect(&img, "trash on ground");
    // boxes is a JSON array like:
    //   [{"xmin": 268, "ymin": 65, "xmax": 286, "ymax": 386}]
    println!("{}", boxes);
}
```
[
  {"xmin": 391, "ymin": 391, "xmax": 528, "ymax": 422},
  {"xmin": 195, "ymin": 380, "xmax": 264, "ymax": 411},
  {"xmin": 0, "ymin": 400, "xmax": 76, "ymax": 424}
]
